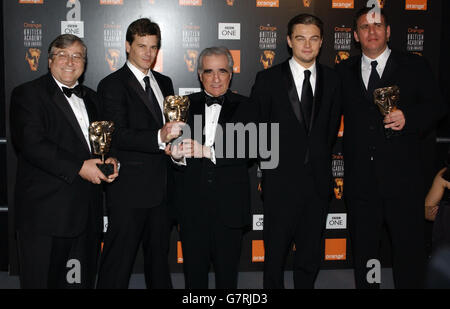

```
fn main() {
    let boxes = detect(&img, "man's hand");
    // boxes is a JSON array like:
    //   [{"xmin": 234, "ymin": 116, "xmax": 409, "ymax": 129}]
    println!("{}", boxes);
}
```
[
  {"xmin": 165, "ymin": 143, "xmax": 185, "ymax": 161},
  {"xmin": 79, "ymin": 159, "xmax": 108, "ymax": 184},
  {"xmin": 180, "ymin": 139, "xmax": 210, "ymax": 159},
  {"xmin": 160, "ymin": 121, "xmax": 184, "ymax": 143},
  {"xmin": 104, "ymin": 157, "xmax": 119, "ymax": 183},
  {"xmin": 384, "ymin": 109, "xmax": 405, "ymax": 131}
]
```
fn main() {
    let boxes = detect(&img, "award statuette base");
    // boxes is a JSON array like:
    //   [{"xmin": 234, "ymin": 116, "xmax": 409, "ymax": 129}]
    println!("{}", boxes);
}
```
[{"xmin": 97, "ymin": 163, "xmax": 114, "ymax": 177}]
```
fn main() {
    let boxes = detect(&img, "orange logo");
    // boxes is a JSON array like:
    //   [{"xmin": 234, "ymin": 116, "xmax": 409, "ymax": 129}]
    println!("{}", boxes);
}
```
[
  {"xmin": 105, "ymin": 49, "xmax": 120, "ymax": 72},
  {"xmin": 325, "ymin": 239, "xmax": 347, "ymax": 260},
  {"xmin": 332, "ymin": 0, "xmax": 354, "ymax": 9},
  {"xmin": 25, "ymin": 48, "xmax": 41, "ymax": 71},
  {"xmin": 335, "ymin": 51, "xmax": 350, "ymax": 65},
  {"xmin": 303, "ymin": 0, "xmax": 312, "ymax": 7},
  {"xmin": 19, "ymin": 0, "xmax": 43, "ymax": 3},
  {"xmin": 226, "ymin": 0, "xmax": 235, "ymax": 5},
  {"xmin": 405, "ymin": 0, "xmax": 427, "ymax": 10},
  {"xmin": 252, "ymin": 240, "xmax": 265, "ymax": 262},
  {"xmin": 179, "ymin": 0, "xmax": 202, "ymax": 6},
  {"xmin": 334, "ymin": 178, "xmax": 344, "ymax": 200},
  {"xmin": 152, "ymin": 50, "xmax": 163, "ymax": 73},
  {"xmin": 256, "ymin": 0, "xmax": 279, "ymax": 7},
  {"xmin": 230, "ymin": 50, "xmax": 240, "ymax": 73},
  {"xmin": 177, "ymin": 241, "xmax": 183, "ymax": 263},
  {"xmin": 184, "ymin": 49, "xmax": 198, "ymax": 72},
  {"xmin": 260, "ymin": 50, "xmax": 275, "ymax": 70},
  {"xmin": 99, "ymin": 0, "xmax": 123, "ymax": 4}
]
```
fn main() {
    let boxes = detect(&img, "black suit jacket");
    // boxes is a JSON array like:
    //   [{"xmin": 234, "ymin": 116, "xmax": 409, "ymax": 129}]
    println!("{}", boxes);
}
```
[
  {"xmin": 10, "ymin": 73, "xmax": 103, "ymax": 237},
  {"xmin": 336, "ymin": 50, "xmax": 446, "ymax": 199},
  {"xmin": 171, "ymin": 91, "xmax": 255, "ymax": 228},
  {"xmin": 251, "ymin": 60, "xmax": 341, "ymax": 210},
  {"xmin": 98, "ymin": 64, "xmax": 174, "ymax": 209}
]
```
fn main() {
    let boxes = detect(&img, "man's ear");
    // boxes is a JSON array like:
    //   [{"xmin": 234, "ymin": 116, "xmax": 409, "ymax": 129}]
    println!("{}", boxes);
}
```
[{"xmin": 354, "ymin": 30, "xmax": 360, "ymax": 43}]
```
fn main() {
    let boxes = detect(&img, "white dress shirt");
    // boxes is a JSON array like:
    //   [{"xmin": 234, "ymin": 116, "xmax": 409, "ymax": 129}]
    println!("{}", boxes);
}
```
[
  {"xmin": 53, "ymin": 77, "xmax": 91, "ymax": 152},
  {"xmin": 361, "ymin": 47, "xmax": 391, "ymax": 89},
  {"xmin": 289, "ymin": 58, "xmax": 317, "ymax": 98},
  {"xmin": 174, "ymin": 91, "xmax": 221, "ymax": 166},
  {"xmin": 126, "ymin": 61, "xmax": 166, "ymax": 149}
]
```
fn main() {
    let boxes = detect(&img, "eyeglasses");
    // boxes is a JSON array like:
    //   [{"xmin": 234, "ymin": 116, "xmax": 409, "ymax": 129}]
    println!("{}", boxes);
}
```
[{"xmin": 52, "ymin": 51, "xmax": 85, "ymax": 63}]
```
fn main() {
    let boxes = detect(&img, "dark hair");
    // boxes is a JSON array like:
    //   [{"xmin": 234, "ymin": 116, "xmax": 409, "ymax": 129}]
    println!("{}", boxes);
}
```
[
  {"xmin": 287, "ymin": 14, "xmax": 324, "ymax": 38},
  {"xmin": 126, "ymin": 18, "xmax": 161, "ymax": 48},
  {"xmin": 48, "ymin": 34, "xmax": 87, "ymax": 59},
  {"xmin": 354, "ymin": 7, "xmax": 389, "ymax": 30}
]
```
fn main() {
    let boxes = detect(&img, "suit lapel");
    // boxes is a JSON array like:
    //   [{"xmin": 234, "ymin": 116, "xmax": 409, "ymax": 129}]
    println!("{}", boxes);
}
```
[
  {"xmin": 282, "ymin": 61, "xmax": 302, "ymax": 124},
  {"xmin": 379, "ymin": 52, "xmax": 399, "ymax": 88},
  {"xmin": 218, "ymin": 91, "xmax": 239, "ymax": 125},
  {"xmin": 187, "ymin": 93, "xmax": 206, "ymax": 145},
  {"xmin": 122, "ymin": 65, "xmax": 163, "ymax": 127},
  {"xmin": 46, "ymin": 74, "xmax": 91, "ymax": 153}
]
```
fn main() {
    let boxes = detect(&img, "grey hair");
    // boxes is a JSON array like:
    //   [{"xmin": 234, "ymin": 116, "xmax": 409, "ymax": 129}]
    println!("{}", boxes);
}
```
[
  {"xmin": 48, "ymin": 34, "xmax": 87, "ymax": 59},
  {"xmin": 197, "ymin": 46, "xmax": 234, "ymax": 73}
]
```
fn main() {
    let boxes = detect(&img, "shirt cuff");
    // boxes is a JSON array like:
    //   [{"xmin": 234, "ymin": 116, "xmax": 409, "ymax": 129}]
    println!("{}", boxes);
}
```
[
  {"xmin": 158, "ymin": 129, "xmax": 166, "ymax": 150},
  {"xmin": 209, "ymin": 146, "xmax": 216, "ymax": 165},
  {"xmin": 172, "ymin": 156, "xmax": 187, "ymax": 166}
]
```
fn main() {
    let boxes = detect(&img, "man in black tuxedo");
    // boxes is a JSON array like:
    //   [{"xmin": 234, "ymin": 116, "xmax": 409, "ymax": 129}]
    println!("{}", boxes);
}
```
[
  {"xmin": 250, "ymin": 14, "xmax": 341, "ymax": 289},
  {"xmin": 10, "ymin": 34, "xmax": 118, "ymax": 289},
  {"xmin": 336, "ymin": 7, "xmax": 446, "ymax": 288},
  {"xmin": 96, "ymin": 18, "xmax": 182, "ymax": 289},
  {"xmin": 169, "ymin": 47, "xmax": 254, "ymax": 288}
]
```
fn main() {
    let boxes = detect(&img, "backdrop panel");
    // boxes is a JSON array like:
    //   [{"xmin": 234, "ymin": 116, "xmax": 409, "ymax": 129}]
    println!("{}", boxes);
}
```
[{"xmin": 3, "ymin": 0, "xmax": 443, "ymax": 275}]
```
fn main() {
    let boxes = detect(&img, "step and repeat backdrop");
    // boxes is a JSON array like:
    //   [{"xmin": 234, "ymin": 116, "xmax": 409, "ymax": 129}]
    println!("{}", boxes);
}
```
[{"xmin": 4, "ymin": 0, "xmax": 442, "ymax": 274}]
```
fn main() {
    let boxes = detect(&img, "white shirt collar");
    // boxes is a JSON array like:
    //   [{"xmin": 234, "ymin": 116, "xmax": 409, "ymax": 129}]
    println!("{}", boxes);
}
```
[
  {"xmin": 52, "ymin": 76, "xmax": 79, "ymax": 93},
  {"xmin": 289, "ymin": 58, "xmax": 317, "ymax": 79},
  {"xmin": 361, "ymin": 47, "xmax": 391, "ymax": 70},
  {"xmin": 127, "ymin": 60, "xmax": 154, "ymax": 83}
]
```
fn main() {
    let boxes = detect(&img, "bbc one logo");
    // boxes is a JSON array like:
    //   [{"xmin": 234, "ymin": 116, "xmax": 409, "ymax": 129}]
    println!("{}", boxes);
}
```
[
  {"xmin": 218, "ymin": 23, "xmax": 241, "ymax": 40},
  {"xmin": 326, "ymin": 213, "xmax": 347, "ymax": 230},
  {"xmin": 253, "ymin": 214, "xmax": 263, "ymax": 231}
]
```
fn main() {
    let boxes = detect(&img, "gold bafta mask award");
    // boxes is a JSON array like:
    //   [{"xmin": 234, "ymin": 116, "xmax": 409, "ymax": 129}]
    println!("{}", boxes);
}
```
[
  {"xmin": 373, "ymin": 85, "xmax": 400, "ymax": 139},
  {"xmin": 163, "ymin": 95, "xmax": 190, "ymax": 122},
  {"xmin": 89, "ymin": 121, "xmax": 115, "ymax": 177}
]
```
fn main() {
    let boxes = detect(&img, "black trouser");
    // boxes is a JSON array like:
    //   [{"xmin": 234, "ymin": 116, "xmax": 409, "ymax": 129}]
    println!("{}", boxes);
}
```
[
  {"xmin": 96, "ymin": 204, "xmax": 173, "ymax": 289},
  {"xmin": 263, "ymin": 182, "xmax": 328, "ymax": 289},
  {"xmin": 180, "ymin": 219, "xmax": 243, "ymax": 289},
  {"xmin": 17, "ymin": 206, "xmax": 101, "ymax": 289},
  {"xmin": 346, "ymin": 162, "xmax": 426, "ymax": 289}
]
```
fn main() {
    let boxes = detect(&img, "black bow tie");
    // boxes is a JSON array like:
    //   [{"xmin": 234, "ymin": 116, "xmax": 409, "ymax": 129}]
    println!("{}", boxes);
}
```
[
  {"xmin": 62, "ymin": 85, "xmax": 84, "ymax": 98},
  {"xmin": 205, "ymin": 94, "xmax": 225, "ymax": 107}
]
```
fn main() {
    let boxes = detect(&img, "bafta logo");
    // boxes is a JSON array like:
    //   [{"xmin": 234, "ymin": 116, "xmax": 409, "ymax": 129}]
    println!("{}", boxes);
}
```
[
  {"xmin": 374, "ymin": 86, "xmax": 401, "ymax": 139},
  {"xmin": 25, "ymin": 48, "xmax": 41, "ymax": 72},
  {"xmin": 89, "ymin": 121, "xmax": 115, "ymax": 176},
  {"xmin": 226, "ymin": 0, "xmax": 235, "ymax": 5},
  {"xmin": 335, "ymin": 51, "xmax": 350, "ymax": 64},
  {"xmin": 106, "ymin": 49, "xmax": 120, "ymax": 72},
  {"xmin": 260, "ymin": 50, "xmax": 275, "ymax": 70},
  {"xmin": 303, "ymin": 0, "xmax": 312, "ymax": 7},
  {"xmin": 334, "ymin": 178, "xmax": 344, "ymax": 200},
  {"xmin": 184, "ymin": 50, "xmax": 198, "ymax": 72}
]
